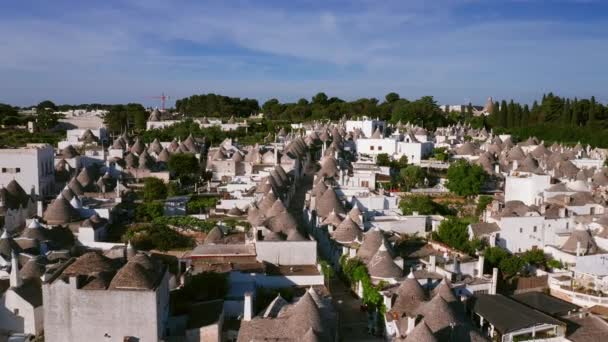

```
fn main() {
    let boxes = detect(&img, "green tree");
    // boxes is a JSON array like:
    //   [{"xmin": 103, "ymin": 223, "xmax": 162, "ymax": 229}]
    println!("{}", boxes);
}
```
[
  {"xmin": 385, "ymin": 92, "xmax": 400, "ymax": 103},
  {"xmin": 135, "ymin": 202, "xmax": 165, "ymax": 222},
  {"xmin": 432, "ymin": 147, "xmax": 449, "ymax": 162},
  {"xmin": 476, "ymin": 195, "xmax": 493, "ymax": 216},
  {"xmin": 398, "ymin": 165, "xmax": 425, "ymax": 191},
  {"xmin": 484, "ymin": 247, "xmax": 509, "ymax": 270},
  {"xmin": 433, "ymin": 218, "xmax": 473, "ymax": 253},
  {"xmin": 375, "ymin": 153, "xmax": 391, "ymax": 167},
  {"xmin": 521, "ymin": 249, "xmax": 546, "ymax": 268},
  {"xmin": 168, "ymin": 153, "xmax": 200, "ymax": 181},
  {"xmin": 499, "ymin": 255, "xmax": 525, "ymax": 278},
  {"xmin": 35, "ymin": 100, "xmax": 61, "ymax": 129},
  {"xmin": 399, "ymin": 195, "xmax": 450, "ymax": 215},
  {"xmin": 446, "ymin": 160, "xmax": 488, "ymax": 197},
  {"xmin": 142, "ymin": 177, "xmax": 168, "ymax": 201}
]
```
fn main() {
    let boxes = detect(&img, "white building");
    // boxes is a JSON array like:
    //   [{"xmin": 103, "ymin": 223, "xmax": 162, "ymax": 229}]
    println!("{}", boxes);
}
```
[
  {"xmin": 0, "ymin": 144, "xmax": 55, "ymax": 197},
  {"xmin": 344, "ymin": 118, "xmax": 385, "ymax": 138},
  {"xmin": 504, "ymin": 172, "xmax": 551, "ymax": 206}
]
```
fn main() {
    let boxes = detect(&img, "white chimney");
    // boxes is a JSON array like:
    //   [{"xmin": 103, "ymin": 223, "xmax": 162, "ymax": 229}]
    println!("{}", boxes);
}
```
[
  {"xmin": 477, "ymin": 254, "xmax": 485, "ymax": 278},
  {"xmin": 576, "ymin": 241, "xmax": 582, "ymax": 257},
  {"xmin": 37, "ymin": 200, "xmax": 44, "ymax": 217},
  {"xmin": 10, "ymin": 251, "xmax": 22, "ymax": 288},
  {"xmin": 490, "ymin": 267, "xmax": 498, "ymax": 295},
  {"xmin": 243, "ymin": 292, "xmax": 253, "ymax": 321},
  {"xmin": 429, "ymin": 255, "xmax": 437, "ymax": 273},
  {"xmin": 406, "ymin": 316, "xmax": 416, "ymax": 334},
  {"xmin": 383, "ymin": 293, "xmax": 392, "ymax": 311}
]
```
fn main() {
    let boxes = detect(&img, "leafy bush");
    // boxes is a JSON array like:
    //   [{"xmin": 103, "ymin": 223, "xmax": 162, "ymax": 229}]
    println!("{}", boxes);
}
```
[
  {"xmin": 476, "ymin": 195, "xmax": 493, "ymax": 216},
  {"xmin": 152, "ymin": 216, "xmax": 216, "ymax": 232},
  {"xmin": 135, "ymin": 202, "xmax": 164, "ymax": 222},
  {"xmin": 399, "ymin": 195, "xmax": 453, "ymax": 216},
  {"xmin": 142, "ymin": 177, "xmax": 167, "ymax": 201},
  {"xmin": 187, "ymin": 196, "xmax": 218, "ymax": 214},
  {"xmin": 433, "ymin": 217, "xmax": 476, "ymax": 254},
  {"xmin": 123, "ymin": 223, "xmax": 195, "ymax": 251},
  {"xmin": 446, "ymin": 160, "xmax": 488, "ymax": 197}
]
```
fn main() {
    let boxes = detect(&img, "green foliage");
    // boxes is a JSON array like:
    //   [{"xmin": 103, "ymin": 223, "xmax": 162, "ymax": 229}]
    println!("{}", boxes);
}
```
[
  {"xmin": 135, "ymin": 202, "xmax": 165, "ymax": 222},
  {"xmin": 399, "ymin": 195, "xmax": 452, "ymax": 216},
  {"xmin": 476, "ymin": 195, "xmax": 493, "ymax": 216},
  {"xmin": 103, "ymin": 103, "xmax": 148, "ymax": 133},
  {"xmin": 398, "ymin": 165, "xmax": 425, "ymax": 191},
  {"xmin": 433, "ymin": 217, "xmax": 476, "ymax": 254},
  {"xmin": 319, "ymin": 260, "xmax": 334, "ymax": 281},
  {"xmin": 547, "ymin": 259, "xmax": 564, "ymax": 270},
  {"xmin": 432, "ymin": 147, "xmax": 449, "ymax": 162},
  {"xmin": 376, "ymin": 153, "xmax": 391, "ymax": 167},
  {"xmin": 521, "ymin": 249, "xmax": 547, "ymax": 268},
  {"xmin": 123, "ymin": 223, "xmax": 195, "ymax": 251},
  {"xmin": 152, "ymin": 216, "xmax": 217, "ymax": 232},
  {"xmin": 487, "ymin": 93, "xmax": 608, "ymax": 147},
  {"xmin": 391, "ymin": 96, "xmax": 447, "ymax": 130},
  {"xmin": 0, "ymin": 129, "xmax": 63, "ymax": 147},
  {"xmin": 339, "ymin": 257, "xmax": 385, "ymax": 308},
  {"xmin": 484, "ymin": 247, "xmax": 509, "ymax": 270},
  {"xmin": 142, "ymin": 178, "xmax": 168, "ymax": 201},
  {"xmin": 175, "ymin": 93, "xmax": 260, "ymax": 117},
  {"xmin": 446, "ymin": 160, "xmax": 488, "ymax": 196},
  {"xmin": 499, "ymin": 255, "xmax": 525, "ymax": 278},
  {"xmin": 187, "ymin": 196, "xmax": 218, "ymax": 214},
  {"xmin": 36, "ymin": 100, "xmax": 57, "ymax": 111},
  {"xmin": 35, "ymin": 100, "xmax": 61, "ymax": 130},
  {"xmin": 168, "ymin": 153, "xmax": 200, "ymax": 180}
]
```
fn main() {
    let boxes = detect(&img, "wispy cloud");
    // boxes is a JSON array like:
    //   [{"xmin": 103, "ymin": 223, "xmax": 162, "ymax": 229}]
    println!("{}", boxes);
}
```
[{"xmin": 0, "ymin": 0, "xmax": 607, "ymax": 106}]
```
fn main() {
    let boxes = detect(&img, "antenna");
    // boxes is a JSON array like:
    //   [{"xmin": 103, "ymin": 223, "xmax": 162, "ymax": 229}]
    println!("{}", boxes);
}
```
[{"xmin": 148, "ymin": 92, "xmax": 171, "ymax": 111}]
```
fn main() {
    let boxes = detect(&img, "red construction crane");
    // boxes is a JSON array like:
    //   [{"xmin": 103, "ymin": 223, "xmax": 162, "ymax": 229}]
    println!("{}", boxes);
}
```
[{"xmin": 149, "ymin": 93, "xmax": 171, "ymax": 111}]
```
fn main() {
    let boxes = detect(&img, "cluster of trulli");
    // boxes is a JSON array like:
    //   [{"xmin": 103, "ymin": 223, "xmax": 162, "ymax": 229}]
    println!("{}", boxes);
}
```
[
  {"xmin": 237, "ymin": 287, "xmax": 337, "ymax": 341},
  {"xmin": 454, "ymin": 135, "xmax": 608, "ymax": 183},
  {"xmin": 386, "ymin": 274, "xmax": 489, "ymax": 341},
  {"xmin": 109, "ymin": 133, "xmax": 205, "ymax": 171}
]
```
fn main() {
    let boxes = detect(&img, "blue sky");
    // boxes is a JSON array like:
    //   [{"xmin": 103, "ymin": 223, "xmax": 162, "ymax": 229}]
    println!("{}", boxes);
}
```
[{"xmin": 1, "ymin": 0, "xmax": 607, "ymax": 107}]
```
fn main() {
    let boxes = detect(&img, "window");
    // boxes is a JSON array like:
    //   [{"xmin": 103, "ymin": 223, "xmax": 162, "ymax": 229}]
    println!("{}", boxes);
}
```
[
  {"xmin": 533, "ymin": 226, "xmax": 537, "ymax": 233},
  {"xmin": 1, "ymin": 168, "xmax": 5, "ymax": 173},
  {"xmin": 15, "ymin": 168, "xmax": 20, "ymax": 173},
  {"xmin": 378, "ymin": 146, "xmax": 382, "ymax": 151},
  {"xmin": 361, "ymin": 181, "xmax": 369, "ymax": 188},
  {"xmin": 520, "ymin": 228, "xmax": 523, "ymax": 233},
  {"xmin": 591, "ymin": 207, "xmax": 596, "ymax": 215},
  {"xmin": 13, "ymin": 308, "xmax": 19, "ymax": 315},
  {"xmin": 370, "ymin": 146, "xmax": 375, "ymax": 151}
]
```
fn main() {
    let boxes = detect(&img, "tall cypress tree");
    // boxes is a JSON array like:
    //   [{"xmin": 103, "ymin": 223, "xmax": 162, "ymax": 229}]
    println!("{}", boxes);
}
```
[
  {"xmin": 522, "ymin": 104, "xmax": 530, "ymax": 126},
  {"xmin": 500, "ymin": 100, "xmax": 509, "ymax": 128},
  {"xmin": 588, "ymin": 96, "xmax": 597, "ymax": 126},
  {"xmin": 571, "ymin": 98, "xmax": 580, "ymax": 126},
  {"xmin": 561, "ymin": 99, "xmax": 571, "ymax": 125}
]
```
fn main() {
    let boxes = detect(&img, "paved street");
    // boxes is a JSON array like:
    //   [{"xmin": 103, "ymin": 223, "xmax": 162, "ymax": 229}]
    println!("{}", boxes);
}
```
[{"xmin": 330, "ymin": 279, "xmax": 384, "ymax": 342}]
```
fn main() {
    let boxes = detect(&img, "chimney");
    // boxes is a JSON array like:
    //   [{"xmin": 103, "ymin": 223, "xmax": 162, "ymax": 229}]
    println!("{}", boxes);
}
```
[
  {"xmin": 243, "ymin": 292, "xmax": 253, "ymax": 321},
  {"xmin": 559, "ymin": 208, "xmax": 566, "ymax": 218},
  {"xmin": 383, "ymin": 293, "xmax": 393, "ymax": 311},
  {"xmin": 494, "ymin": 164, "xmax": 500, "ymax": 174},
  {"xmin": 429, "ymin": 255, "xmax": 437, "ymax": 273},
  {"xmin": 477, "ymin": 254, "xmax": 485, "ymax": 277},
  {"xmin": 37, "ymin": 200, "xmax": 44, "ymax": 217},
  {"xmin": 490, "ymin": 268, "xmax": 498, "ymax": 295},
  {"xmin": 576, "ymin": 241, "xmax": 582, "ymax": 257},
  {"xmin": 69, "ymin": 275, "xmax": 79, "ymax": 289},
  {"xmin": 406, "ymin": 315, "xmax": 417, "ymax": 335},
  {"xmin": 274, "ymin": 147, "xmax": 278, "ymax": 166},
  {"xmin": 10, "ymin": 251, "xmax": 22, "ymax": 288},
  {"xmin": 126, "ymin": 240, "xmax": 136, "ymax": 260}
]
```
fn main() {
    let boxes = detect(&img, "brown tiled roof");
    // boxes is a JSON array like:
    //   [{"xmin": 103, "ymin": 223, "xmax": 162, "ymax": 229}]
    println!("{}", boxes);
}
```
[
  {"xmin": 43, "ymin": 197, "xmax": 80, "ymax": 225},
  {"xmin": 63, "ymin": 252, "xmax": 117, "ymax": 276},
  {"xmin": 331, "ymin": 217, "xmax": 362, "ymax": 244},
  {"xmin": 315, "ymin": 187, "xmax": 345, "ymax": 218},
  {"xmin": 404, "ymin": 321, "xmax": 437, "ymax": 342},
  {"xmin": 392, "ymin": 274, "xmax": 427, "ymax": 315},
  {"xmin": 357, "ymin": 228, "xmax": 384, "ymax": 263},
  {"xmin": 368, "ymin": 244, "xmax": 402, "ymax": 279}
]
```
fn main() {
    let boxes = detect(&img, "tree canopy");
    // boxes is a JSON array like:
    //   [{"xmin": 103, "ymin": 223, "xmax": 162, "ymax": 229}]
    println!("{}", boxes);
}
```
[
  {"xmin": 399, "ymin": 195, "xmax": 452, "ymax": 216},
  {"xmin": 446, "ymin": 160, "xmax": 488, "ymax": 196},
  {"xmin": 168, "ymin": 153, "xmax": 200, "ymax": 181},
  {"xmin": 142, "ymin": 177, "xmax": 168, "ymax": 202}
]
